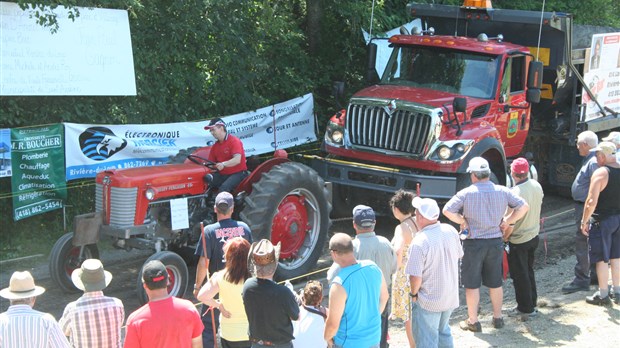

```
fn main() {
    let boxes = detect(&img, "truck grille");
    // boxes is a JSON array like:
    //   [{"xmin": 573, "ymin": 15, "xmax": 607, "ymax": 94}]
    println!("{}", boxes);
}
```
[
  {"xmin": 346, "ymin": 104, "xmax": 432, "ymax": 155},
  {"xmin": 95, "ymin": 183, "xmax": 137, "ymax": 227}
]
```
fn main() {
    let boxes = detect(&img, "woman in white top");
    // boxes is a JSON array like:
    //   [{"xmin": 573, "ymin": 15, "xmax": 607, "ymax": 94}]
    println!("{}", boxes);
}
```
[
  {"xmin": 198, "ymin": 237, "xmax": 252, "ymax": 348},
  {"xmin": 292, "ymin": 280, "xmax": 328, "ymax": 348},
  {"xmin": 389, "ymin": 189, "xmax": 418, "ymax": 348}
]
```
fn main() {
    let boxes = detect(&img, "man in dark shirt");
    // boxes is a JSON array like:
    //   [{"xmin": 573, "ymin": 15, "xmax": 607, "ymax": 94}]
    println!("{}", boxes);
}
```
[
  {"xmin": 194, "ymin": 191, "xmax": 253, "ymax": 347},
  {"xmin": 580, "ymin": 142, "xmax": 620, "ymax": 305},
  {"xmin": 243, "ymin": 239, "xmax": 299, "ymax": 348},
  {"xmin": 563, "ymin": 131, "xmax": 599, "ymax": 294}
]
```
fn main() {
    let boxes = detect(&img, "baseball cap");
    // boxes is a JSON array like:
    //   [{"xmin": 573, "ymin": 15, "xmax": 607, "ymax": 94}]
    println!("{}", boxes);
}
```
[
  {"xmin": 589, "ymin": 141, "xmax": 617, "ymax": 156},
  {"xmin": 142, "ymin": 260, "xmax": 168, "ymax": 287},
  {"xmin": 510, "ymin": 157, "xmax": 530, "ymax": 175},
  {"xmin": 466, "ymin": 157, "xmax": 491, "ymax": 173},
  {"xmin": 215, "ymin": 191, "xmax": 234, "ymax": 208},
  {"xmin": 204, "ymin": 117, "xmax": 226, "ymax": 130},
  {"xmin": 412, "ymin": 197, "xmax": 440, "ymax": 220},
  {"xmin": 602, "ymin": 131, "xmax": 620, "ymax": 145},
  {"xmin": 352, "ymin": 205, "xmax": 376, "ymax": 228}
]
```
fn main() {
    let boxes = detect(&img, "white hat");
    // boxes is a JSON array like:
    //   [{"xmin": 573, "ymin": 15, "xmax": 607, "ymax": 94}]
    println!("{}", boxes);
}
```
[
  {"xmin": 0, "ymin": 271, "xmax": 45, "ymax": 300},
  {"xmin": 412, "ymin": 197, "xmax": 440, "ymax": 220},
  {"xmin": 71, "ymin": 259, "xmax": 113, "ymax": 292},
  {"xmin": 602, "ymin": 131, "xmax": 620, "ymax": 145},
  {"xmin": 466, "ymin": 157, "xmax": 491, "ymax": 173}
]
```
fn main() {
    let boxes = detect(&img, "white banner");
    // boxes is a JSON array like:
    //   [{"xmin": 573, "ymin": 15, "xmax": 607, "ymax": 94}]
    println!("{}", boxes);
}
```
[
  {"xmin": 64, "ymin": 93, "xmax": 316, "ymax": 180},
  {"xmin": 0, "ymin": 2, "xmax": 136, "ymax": 96},
  {"xmin": 583, "ymin": 32, "xmax": 620, "ymax": 121}
]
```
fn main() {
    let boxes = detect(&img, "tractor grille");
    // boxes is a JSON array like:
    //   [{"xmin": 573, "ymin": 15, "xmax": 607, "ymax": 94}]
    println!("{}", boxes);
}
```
[
  {"xmin": 95, "ymin": 183, "xmax": 137, "ymax": 227},
  {"xmin": 346, "ymin": 104, "xmax": 432, "ymax": 155}
]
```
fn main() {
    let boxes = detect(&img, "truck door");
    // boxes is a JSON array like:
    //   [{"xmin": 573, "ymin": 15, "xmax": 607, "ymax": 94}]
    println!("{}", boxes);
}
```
[{"xmin": 498, "ymin": 55, "xmax": 529, "ymax": 157}]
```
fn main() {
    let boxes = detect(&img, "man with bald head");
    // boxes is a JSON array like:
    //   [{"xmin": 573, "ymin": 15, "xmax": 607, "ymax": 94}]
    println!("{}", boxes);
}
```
[{"xmin": 324, "ymin": 233, "xmax": 389, "ymax": 348}]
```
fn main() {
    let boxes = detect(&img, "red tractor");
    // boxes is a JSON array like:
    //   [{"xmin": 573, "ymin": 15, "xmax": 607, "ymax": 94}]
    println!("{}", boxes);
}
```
[{"xmin": 49, "ymin": 147, "xmax": 331, "ymax": 304}]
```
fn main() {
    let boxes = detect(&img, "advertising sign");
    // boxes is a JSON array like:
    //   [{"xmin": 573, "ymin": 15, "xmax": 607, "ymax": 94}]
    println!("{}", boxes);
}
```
[
  {"xmin": 0, "ymin": 128, "xmax": 11, "ymax": 177},
  {"xmin": 11, "ymin": 125, "xmax": 66, "ymax": 221},
  {"xmin": 583, "ymin": 32, "xmax": 620, "ymax": 121},
  {"xmin": 64, "ymin": 93, "xmax": 316, "ymax": 180}
]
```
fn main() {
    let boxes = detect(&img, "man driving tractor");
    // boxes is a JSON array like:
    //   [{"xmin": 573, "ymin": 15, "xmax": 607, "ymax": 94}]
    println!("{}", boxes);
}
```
[{"xmin": 204, "ymin": 118, "xmax": 248, "ymax": 193}]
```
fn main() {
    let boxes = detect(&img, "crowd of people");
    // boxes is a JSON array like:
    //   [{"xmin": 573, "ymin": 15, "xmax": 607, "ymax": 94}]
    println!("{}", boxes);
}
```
[{"xmin": 1, "ymin": 130, "xmax": 619, "ymax": 348}]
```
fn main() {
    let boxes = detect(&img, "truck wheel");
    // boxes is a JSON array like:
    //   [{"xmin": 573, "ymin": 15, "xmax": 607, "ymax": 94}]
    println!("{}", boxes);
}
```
[
  {"xmin": 49, "ymin": 232, "xmax": 100, "ymax": 293},
  {"xmin": 240, "ymin": 162, "xmax": 331, "ymax": 281},
  {"xmin": 136, "ymin": 251, "xmax": 189, "ymax": 305}
]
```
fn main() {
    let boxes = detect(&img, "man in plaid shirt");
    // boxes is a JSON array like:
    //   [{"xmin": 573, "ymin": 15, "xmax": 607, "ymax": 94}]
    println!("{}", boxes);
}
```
[{"xmin": 59, "ymin": 259, "xmax": 124, "ymax": 348}]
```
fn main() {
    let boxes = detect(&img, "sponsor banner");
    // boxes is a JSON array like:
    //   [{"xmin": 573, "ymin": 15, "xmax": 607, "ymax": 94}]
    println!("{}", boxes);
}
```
[
  {"xmin": 0, "ymin": 128, "xmax": 11, "ymax": 177},
  {"xmin": 65, "ymin": 93, "xmax": 316, "ymax": 180},
  {"xmin": 583, "ymin": 32, "xmax": 620, "ymax": 121},
  {"xmin": 11, "ymin": 125, "xmax": 66, "ymax": 221}
]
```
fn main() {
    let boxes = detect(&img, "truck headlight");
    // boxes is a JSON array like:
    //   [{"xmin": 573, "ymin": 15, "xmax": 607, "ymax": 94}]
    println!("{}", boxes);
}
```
[
  {"xmin": 145, "ymin": 188, "xmax": 156, "ymax": 201},
  {"xmin": 437, "ymin": 146, "xmax": 452, "ymax": 160},
  {"xmin": 325, "ymin": 121, "xmax": 345, "ymax": 146}
]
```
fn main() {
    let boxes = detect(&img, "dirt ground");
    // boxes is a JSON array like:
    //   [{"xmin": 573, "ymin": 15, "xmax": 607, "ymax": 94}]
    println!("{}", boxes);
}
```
[{"xmin": 1, "ymin": 193, "xmax": 619, "ymax": 347}]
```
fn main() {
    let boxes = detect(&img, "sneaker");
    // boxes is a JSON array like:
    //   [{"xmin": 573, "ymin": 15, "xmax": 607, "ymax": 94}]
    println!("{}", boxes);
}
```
[
  {"xmin": 492, "ymin": 317, "xmax": 504, "ymax": 329},
  {"xmin": 562, "ymin": 282, "xmax": 590, "ymax": 294},
  {"xmin": 459, "ymin": 319, "xmax": 482, "ymax": 332},
  {"xmin": 585, "ymin": 291, "xmax": 612, "ymax": 306},
  {"xmin": 507, "ymin": 307, "xmax": 538, "ymax": 318}
]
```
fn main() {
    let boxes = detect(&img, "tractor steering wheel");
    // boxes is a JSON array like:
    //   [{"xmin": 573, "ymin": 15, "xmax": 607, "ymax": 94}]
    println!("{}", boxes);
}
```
[{"xmin": 187, "ymin": 154, "xmax": 218, "ymax": 171}]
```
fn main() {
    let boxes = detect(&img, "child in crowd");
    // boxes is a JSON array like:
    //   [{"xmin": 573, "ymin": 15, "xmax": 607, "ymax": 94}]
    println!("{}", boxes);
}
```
[{"xmin": 292, "ymin": 280, "xmax": 328, "ymax": 348}]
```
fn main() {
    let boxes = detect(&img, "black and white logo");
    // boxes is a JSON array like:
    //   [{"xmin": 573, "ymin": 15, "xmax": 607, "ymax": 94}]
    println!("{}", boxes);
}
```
[{"xmin": 78, "ymin": 127, "xmax": 127, "ymax": 161}]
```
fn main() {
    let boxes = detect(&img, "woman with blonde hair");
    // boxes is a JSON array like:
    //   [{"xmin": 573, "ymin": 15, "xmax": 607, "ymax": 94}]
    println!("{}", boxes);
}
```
[
  {"xmin": 389, "ymin": 189, "xmax": 419, "ymax": 348},
  {"xmin": 198, "ymin": 237, "xmax": 252, "ymax": 348}
]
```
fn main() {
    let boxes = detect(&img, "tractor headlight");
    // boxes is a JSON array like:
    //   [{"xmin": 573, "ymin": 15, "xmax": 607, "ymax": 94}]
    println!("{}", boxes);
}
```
[
  {"xmin": 145, "ymin": 188, "xmax": 156, "ymax": 201},
  {"xmin": 437, "ymin": 146, "xmax": 452, "ymax": 160}
]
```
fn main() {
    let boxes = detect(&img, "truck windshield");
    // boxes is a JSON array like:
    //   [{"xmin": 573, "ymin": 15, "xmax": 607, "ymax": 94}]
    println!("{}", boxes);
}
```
[{"xmin": 381, "ymin": 45, "xmax": 500, "ymax": 99}]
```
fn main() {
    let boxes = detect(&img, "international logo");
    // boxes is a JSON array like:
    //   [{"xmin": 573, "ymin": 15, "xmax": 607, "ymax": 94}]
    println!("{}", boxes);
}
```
[
  {"xmin": 79, "ymin": 127, "xmax": 127, "ymax": 161},
  {"xmin": 383, "ymin": 100, "xmax": 397, "ymax": 116}
]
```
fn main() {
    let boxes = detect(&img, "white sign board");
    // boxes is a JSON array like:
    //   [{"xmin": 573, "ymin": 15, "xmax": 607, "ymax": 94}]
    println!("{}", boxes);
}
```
[
  {"xmin": 64, "ymin": 94, "xmax": 316, "ymax": 180},
  {"xmin": 582, "ymin": 32, "xmax": 620, "ymax": 121},
  {"xmin": 170, "ymin": 198, "xmax": 190, "ymax": 230},
  {"xmin": 0, "ymin": 2, "xmax": 136, "ymax": 96}
]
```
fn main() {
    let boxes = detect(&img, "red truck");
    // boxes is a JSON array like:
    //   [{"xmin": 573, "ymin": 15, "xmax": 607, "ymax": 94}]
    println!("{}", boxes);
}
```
[{"xmin": 309, "ymin": 0, "xmax": 619, "ymax": 214}]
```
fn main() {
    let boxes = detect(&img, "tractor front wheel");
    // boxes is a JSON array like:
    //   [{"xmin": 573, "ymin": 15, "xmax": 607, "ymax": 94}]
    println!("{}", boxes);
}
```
[
  {"xmin": 135, "ymin": 251, "xmax": 189, "ymax": 305},
  {"xmin": 49, "ymin": 232, "xmax": 100, "ymax": 293},
  {"xmin": 240, "ymin": 162, "xmax": 331, "ymax": 281}
]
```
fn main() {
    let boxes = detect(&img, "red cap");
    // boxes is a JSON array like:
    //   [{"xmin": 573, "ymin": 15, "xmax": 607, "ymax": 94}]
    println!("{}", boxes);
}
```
[{"xmin": 511, "ymin": 157, "xmax": 529, "ymax": 174}]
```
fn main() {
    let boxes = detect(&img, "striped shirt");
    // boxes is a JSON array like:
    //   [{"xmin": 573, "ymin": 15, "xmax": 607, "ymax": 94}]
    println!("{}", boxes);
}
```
[
  {"xmin": 444, "ymin": 181, "xmax": 525, "ymax": 239},
  {"xmin": 0, "ymin": 304, "xmax": 70, "ymax": 348},
  {"xmin": 59, "ymin": 291, "xmax": 124, "ymax": 348},
  {"xmin": 405, "ymin": 222, "xmax": 463, "ymax": 312}
]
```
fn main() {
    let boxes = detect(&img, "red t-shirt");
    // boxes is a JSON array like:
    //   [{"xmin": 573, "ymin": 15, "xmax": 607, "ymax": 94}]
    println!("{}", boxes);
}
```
[
  {"xmin": 208, "ymin": 134, "xmax": 247, "ymax": 175},
  {"xmin": 123, "ymin": 296, "xmax": 203, "ymax": 348}
]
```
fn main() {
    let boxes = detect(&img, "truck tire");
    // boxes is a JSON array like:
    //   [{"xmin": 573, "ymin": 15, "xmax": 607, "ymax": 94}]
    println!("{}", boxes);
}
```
[
  {"xmin": 135, "ymin": 251, "xmax": 189, "ymax": 305},
  {"xmin": 49, "ymin": 232, "xmax": 100, "ymax": 293},
  {"xmin": 240, "ymin": 162, "xmax": 331, "ymax": 281}
]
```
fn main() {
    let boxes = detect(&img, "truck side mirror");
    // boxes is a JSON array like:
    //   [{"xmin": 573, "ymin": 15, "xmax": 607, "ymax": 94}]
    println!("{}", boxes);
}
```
[
  {"xmin": 526, "ymin": 88, "xmax": 541, "ymax": 103},
  {"xmin": 453, "ymin": 97, "xmax": 467, "ymax": 112},
  {"xmin": 332, "ymin": 81, "xmax": 345, "ymax": 109},
  {"xmin": 367, "ymin": 42, "xmax": 379, "ymax": 84},
  {"xmin": 527, "ymin": 61, "xmax": 543, "ymax": 89}
]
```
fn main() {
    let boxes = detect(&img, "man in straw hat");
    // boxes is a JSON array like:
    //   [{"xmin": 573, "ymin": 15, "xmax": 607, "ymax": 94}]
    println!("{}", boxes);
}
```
[
  {"xmin": 580, "ymin": 141, "xmax": 620, "ymax": 305},
  {"xmin": 59, "ymin": 259, "xmax": 124, "ymax": 348},
  {"xmin": 0, "ymin": 271, "xmax": 70, "ymax": 347},
  {"xmin": 124, "ymin": 260, "xmax": 203, "ymax": 348},
  {"xmin": 242, "ymin": 239, "xmax": 299, "ymax": 347}
]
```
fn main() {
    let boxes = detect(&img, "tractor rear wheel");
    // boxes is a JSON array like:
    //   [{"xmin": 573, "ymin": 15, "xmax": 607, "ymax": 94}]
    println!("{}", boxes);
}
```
[
  {"xmin": 136, "ymin": 251, "xmax": 189, "ymax": 305},
  {"xmin": 240, "ymin": 162, "xmax": 331, "ymax": 281},
  {"xmin": 49, "ymin": 232, "xmax": 100, "ymax": 293}
]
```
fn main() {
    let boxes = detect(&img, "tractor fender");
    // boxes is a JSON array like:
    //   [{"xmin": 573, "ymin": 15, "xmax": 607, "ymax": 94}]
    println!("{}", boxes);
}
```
[{"xmin": 234, "ymin": 157, "xmax": 291, "ymax": 196}]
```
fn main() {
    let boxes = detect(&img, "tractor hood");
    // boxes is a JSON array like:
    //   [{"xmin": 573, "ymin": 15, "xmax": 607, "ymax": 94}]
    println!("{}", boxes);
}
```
[{"xmin": 96, "ymin": 163, "xmax": 210, "ymax": 190}]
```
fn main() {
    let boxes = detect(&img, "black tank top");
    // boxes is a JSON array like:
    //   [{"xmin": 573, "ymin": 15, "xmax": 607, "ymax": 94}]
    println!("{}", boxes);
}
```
[{"xmin": 593, "ymin": 166, "xmax": 620, "ymax": 221}]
